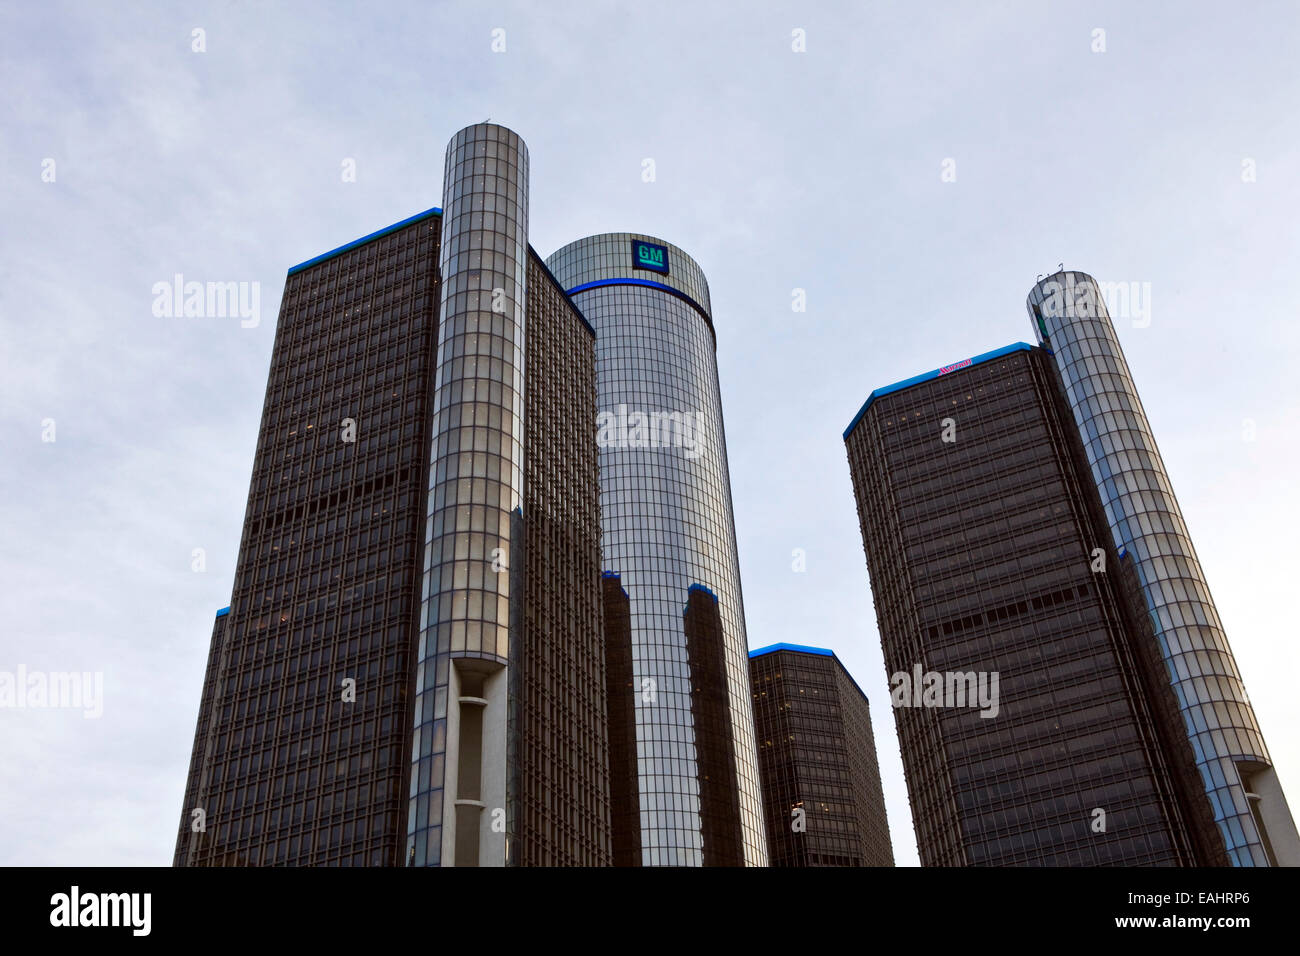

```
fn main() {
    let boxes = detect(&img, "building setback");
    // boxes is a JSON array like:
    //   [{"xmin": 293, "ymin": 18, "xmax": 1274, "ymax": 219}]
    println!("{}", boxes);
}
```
[
  {"xmin": 175, "ymin": 123, "xmax": 611, "ymax": 867},
  {"xmin": 547, "ymin": 235, "xmax": 769, "ymax": 866},
  {"xmin": 844, "ymin": 342, "xmax": 1223, "ymax": 865},
  {"xmin": 749, "ymin": 644, "xmax": 894, "ymax": 867}
]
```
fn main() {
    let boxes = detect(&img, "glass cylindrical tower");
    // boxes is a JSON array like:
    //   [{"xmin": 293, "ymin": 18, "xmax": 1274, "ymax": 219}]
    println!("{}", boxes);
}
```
[
  {"xmin": 407, "ymin": 123, "xmax": 529, "ymax": 867},
  {"xmin": 547, "ymin": 234, "xmax": 768, "ymax": 866},
  {"xmin": 1028, "ymin": 270, "xmax": 1294, "ymax": 866}
]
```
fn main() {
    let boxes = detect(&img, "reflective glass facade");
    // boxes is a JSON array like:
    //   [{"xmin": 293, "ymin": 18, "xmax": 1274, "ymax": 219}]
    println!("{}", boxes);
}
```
[
  {"xmin": 407, "ymin": 123, "xmax": 529, "ymax": 868},
  {"xmin": 547, "ymin": 235, "xmax": 768, "ymax": 866},
  {"xmin": 750, "ymin": 645, "xmax": 894, "ymax": 867},
  {"xmin": 845, "ymin": 345, "xmax": 1202, "ymax": 865},
  {"xmin": 1027, "ymin": 271, "xmax": 1294, "ymax": 866}
]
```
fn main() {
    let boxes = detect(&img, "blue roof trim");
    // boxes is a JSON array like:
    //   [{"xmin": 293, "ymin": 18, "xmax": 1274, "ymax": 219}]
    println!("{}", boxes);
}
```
[
  {"xmin": 687, "ymin": 583, "xmax": 718, "ymax": 601},
  {"xmin": 215, "ymin": 606, "xmax": 231, "ymax": 618},
  {"xmin": 601, "ymin": 571, "xmax": 629, "ymax": 598},
  {"xmin": 565, "ymin": 278, "xmax": 715, "ymax": 339},
  {"xmin": 748, "ymin": 642, "xmax": 833, "ymax": 659},
  {"xmin": 287, "ymin": 207, "xmax": 443, "ymax": 276},
  {"xmin": 842, "ymin": 342, "xmax": 1034, "ymax": 440}
]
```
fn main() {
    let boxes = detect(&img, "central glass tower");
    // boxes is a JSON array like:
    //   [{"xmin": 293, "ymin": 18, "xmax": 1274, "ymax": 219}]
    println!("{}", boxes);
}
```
[{"xmin": 547, "ymin": 235, "xmax": 768, "ymax": 866}]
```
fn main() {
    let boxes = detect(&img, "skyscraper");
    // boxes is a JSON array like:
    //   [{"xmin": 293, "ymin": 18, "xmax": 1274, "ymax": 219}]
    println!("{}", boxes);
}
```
[
  {"xmin": 1027, "ymin": 270, "xmax": 1299, "ymax": 867},
  {"xmin": 749, "ymin": 644, "xmax": 894, "ymax": 867},
  {"xmin": 547, "ymin": 236, "xmax": 768, "ymax": 866},
  {"xmin": 175, "ymin": 208, "xmax": 443, "ymax": 867},
  {"xmin": 844, "ymin": 342, "xmax": 1226, "ymax": 865},
  {"xmin": 175, "ymin": 123, "xmax": 611, "ymax": 867}
]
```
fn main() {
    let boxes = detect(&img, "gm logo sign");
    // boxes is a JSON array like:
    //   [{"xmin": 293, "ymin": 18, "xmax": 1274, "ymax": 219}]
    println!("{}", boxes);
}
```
[{"xmin": 632, "ymin": 239, "xmax": 669, "ymax": 275}]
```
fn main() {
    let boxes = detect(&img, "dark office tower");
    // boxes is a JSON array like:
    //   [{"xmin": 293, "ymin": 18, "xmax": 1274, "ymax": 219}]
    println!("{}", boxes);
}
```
[
  {"xmin": 601, "ymin": 573, "xmax": 640, "ymax": 865},
  {"xmin": 513, "ymin": 249, "xmax": 609, "ymax": 866},
  {"xmin": 1027, "ymin": 271, "xmax": 1300, "ymax": 867},
  {"xmin": 844, "ymin": 343, "xmax": 1214, "ymax": 866},
  {"xmin": 175, "ymin": 208, "xmax": 443, "ymax": 867},
  {"xmin": 683, "ymin": 584, "xmax": 745, "ymax": 866},
  {"xmin": 547, "ymin": 235, "xmax": 768, "ymax": 866},
  {"xmin": 749, "ymin": 644, "xmax": 894, "ymax": 867},
  {"xmin": 176, "ymin": 123, "xmax": 611, "ymax": 867}
]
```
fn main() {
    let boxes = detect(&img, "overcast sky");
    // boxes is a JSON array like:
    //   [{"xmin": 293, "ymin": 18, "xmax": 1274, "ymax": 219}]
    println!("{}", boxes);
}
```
[{"xmin": 4, "ymin": 0, "xmax": 1299, "ymax": 867}]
